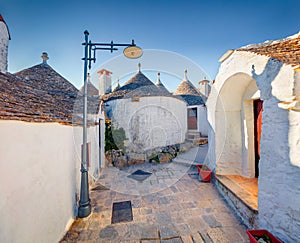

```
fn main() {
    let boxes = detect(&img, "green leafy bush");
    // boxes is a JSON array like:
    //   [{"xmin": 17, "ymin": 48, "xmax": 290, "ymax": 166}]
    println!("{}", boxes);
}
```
[{"xmin": 105, "ymin": 122, "xmax": 126, "ymax": 153}]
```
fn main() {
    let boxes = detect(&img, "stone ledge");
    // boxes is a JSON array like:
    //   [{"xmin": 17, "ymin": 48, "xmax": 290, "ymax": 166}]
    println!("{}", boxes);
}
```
[
  {"xmin": 215, "ymin": 175, "xmax": 258, "ymax": 212},
  {"xmin": 214, "ymin": 174, "xmax": 258, "ymax": 228}
]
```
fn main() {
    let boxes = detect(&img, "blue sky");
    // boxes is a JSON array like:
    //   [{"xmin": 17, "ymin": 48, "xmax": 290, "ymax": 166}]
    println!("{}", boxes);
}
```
[{"xmin": 1, "ymin": 0, "xmax": 300, "ymax": 89}]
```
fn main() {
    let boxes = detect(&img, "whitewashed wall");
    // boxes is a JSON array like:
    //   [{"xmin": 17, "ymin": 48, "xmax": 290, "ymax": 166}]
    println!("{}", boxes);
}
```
[
  {"xmin": 206, "ymin": 50, "xmax": 300, "ymax": 242},
  {"xmin": 0, "ymin": 120, "xmax": 100, "ymax": 243},
  {"xmin": 197, "ymin": 105, "xmax": 208, "ymax": 136},
  {"xmin": 107, "ymin": 96, "xmax": 187, "ymax": 152},
  {"xmin": 72, "ymin": 121, "xmax": 102, "ymax": 180},
  {"xmin": 255, "ymin": 60, "xmax": 300, "ymax": 243},
  {"xmin": 0, "ymin": 21, "xmax": 9, "ymax": 73}
]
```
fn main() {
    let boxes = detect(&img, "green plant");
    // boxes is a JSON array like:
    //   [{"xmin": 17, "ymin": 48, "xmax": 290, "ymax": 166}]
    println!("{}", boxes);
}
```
[
  {"xmin": 105, "ymin": 122, "xmax": 126, "ymax": 153},
  {"xmin": 149, "ymin": 154, "xmax": 160, "ymax": 163}
]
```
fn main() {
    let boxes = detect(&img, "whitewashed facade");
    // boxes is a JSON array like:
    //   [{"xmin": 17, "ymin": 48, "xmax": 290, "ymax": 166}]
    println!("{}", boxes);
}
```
[
  {"xmin": 106, "ymin": 96, "xmax": 187, "ymax": 152},
  {"xmin": 206, "ymin": 33, "xmax": 300, "ymax": 242},
  {"xmin": 0, "ymin": 120, "xmax": 102, "ymax": 243}
]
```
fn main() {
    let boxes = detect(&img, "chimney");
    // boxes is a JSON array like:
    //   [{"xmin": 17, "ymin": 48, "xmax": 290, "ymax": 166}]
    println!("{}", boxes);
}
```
[
  {"xmin": 98, "ymin": 69, "xmax": 113, "ymax": 95},
  {"xmin": 41, "ymin": 52, "xmax": 49, "ymax": 65},
  {"xmin": 199, "ymin": 78, "xmax": 211, "ymax": 97},
  {"xmin": 0, "ymin": 14, "xmax": 10, "ymax": 73}
]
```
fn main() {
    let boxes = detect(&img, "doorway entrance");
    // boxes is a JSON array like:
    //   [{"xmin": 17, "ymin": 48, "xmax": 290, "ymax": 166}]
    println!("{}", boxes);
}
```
[
  {"xmin": 253, "ymin": 99, "xmax": 263, "ymax": 178},
  {"xmin": 187, "ymin": 108, "xmax": 197, "ymax": 130}
]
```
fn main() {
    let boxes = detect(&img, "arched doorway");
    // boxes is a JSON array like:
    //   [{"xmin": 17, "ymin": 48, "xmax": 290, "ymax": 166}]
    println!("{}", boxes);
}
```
[{"xmin": 215, "ymin": 72, "xmax": 261, "ymax": 178}]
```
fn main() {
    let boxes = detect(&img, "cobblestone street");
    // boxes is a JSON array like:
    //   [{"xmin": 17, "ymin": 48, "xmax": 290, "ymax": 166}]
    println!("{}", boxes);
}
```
[{"xmin": 60, "ymin": 161, "xmax": 248, "ymax": 242}]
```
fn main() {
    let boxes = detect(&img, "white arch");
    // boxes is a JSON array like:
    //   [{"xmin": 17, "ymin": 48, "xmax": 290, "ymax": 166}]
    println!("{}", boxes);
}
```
[{"xmin": 214, "ymin": 72, "xmax": 260, "ymax": 176}]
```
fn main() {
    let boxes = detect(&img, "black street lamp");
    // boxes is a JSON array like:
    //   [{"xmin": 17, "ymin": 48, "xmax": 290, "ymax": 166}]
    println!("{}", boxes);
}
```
[{"xmin": 78, "ymin": 30, "xmax": 143, "ymax": 218}]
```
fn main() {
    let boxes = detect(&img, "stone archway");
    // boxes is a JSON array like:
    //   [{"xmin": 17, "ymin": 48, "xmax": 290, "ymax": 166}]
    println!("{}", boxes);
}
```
[{"xmin": 215, "ymin": 72, "xmax": 260, "ymax": 177}]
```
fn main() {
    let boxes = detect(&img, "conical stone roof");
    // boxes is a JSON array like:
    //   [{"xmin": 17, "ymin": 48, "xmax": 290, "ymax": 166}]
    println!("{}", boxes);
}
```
[
  {"xmin": 173, "ymin": 70, "xmax": 205, "ymax": 106},
  {"xmin": 155, "ymin": 73, "xmax": 170, "ymax": 95},
  {"xmin": 102, "ymin": 64, "xmax": 173, "ymax": 101},
  {"xmin": 173, "ymin": 70, "xmax": 199, "ymax": 96},
  {"xmin": 15, "ymin": 63, "xmax": 78, "ymax": 97},
  {"xmin": 118, "ymin": 71, "xmax": 154, "ymax": 92},
  {"xmin": 0, "ymin": 63, "xmax": 79, "ymax": 124},
  {"xmin": 79, "ymin": 80, "xmax": 99, "ymax": 96}
]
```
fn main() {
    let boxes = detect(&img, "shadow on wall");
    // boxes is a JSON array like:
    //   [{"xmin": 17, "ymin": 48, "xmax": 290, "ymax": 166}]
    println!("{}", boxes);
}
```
[
  {"xmin": 252, "ymin": 58, "xmax": 300, "ymax": 243},
  {"xmin": 251, "ymin": 58, "xmax": 282, "ymax": 100}
]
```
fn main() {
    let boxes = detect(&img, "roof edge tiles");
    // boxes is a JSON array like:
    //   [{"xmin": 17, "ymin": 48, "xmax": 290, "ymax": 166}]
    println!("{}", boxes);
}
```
[
  {"xmin": 0, "ymin": 53, "xmax": 98, "ymax": 125},
  {"xmin": 237, "ymin": 31, "xmax": 300, "ymax": 67}
]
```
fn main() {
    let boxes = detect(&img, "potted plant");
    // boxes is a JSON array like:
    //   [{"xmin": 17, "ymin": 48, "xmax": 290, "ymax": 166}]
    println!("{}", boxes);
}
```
[
  {"xmin": 196, "ymin": 164, "xmax": 212, "ymax": 182},
  {"xmin": 246, "ymin": 229, "xmax": 283, "ymax": 243}
]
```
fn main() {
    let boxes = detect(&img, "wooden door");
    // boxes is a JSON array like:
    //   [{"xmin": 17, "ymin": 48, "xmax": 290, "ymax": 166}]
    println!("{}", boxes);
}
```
[
  {"xmin": 188, "ymin": 108, "xmax": 197, "ymax": 130},
  {"xmin": 254, "ymin": 99, "xmax": 263, "ymax": 178}
]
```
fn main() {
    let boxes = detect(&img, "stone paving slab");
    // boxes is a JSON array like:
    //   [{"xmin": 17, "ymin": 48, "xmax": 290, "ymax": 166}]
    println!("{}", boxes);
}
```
[{"xmin": 60, "ymin": 162, "xmax": 248, "ymax": 242}]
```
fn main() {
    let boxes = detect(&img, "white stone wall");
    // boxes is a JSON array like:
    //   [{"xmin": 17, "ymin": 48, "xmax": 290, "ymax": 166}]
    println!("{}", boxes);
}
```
[
  {"xmin": 207, "ymin": 50, "xmax": 300, "ymax": 242},
  {"xmin": 0, "ymin": 121, "xmax": 100, "ymax": 243},
  {"xmin": 255, "ymin": 63, "xmax": 300, "ymax": 243},
  {"xmin": 107, "ymin": 96, "xmax": 187, "ymax": 152},
  {"xmin": 97, "ymin": 117, "xmax": 106, "ymax": 168},
  {"xmin": 72, "ymin": 122, "xmax": 102, "ymax": 180},
  {"xmin": 197, "ymin": 106, "xmax": 208, "ymax": 136},
  {"xmin": 257, "ymin": 97, "xmax": 300, "ymax": 242},
  {"xmin": 0, "ymin": 21, "xmax": 9, "ymax": 73}
]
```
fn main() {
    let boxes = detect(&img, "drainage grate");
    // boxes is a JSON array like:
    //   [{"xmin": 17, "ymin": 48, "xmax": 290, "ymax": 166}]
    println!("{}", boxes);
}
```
[
  {"xmin": 111, "ymin": 201, "xmax": 133, "ymax": 224},
  {"xmin": 127, "ymin": 169, "xmax": 152, "ymax": 182}
]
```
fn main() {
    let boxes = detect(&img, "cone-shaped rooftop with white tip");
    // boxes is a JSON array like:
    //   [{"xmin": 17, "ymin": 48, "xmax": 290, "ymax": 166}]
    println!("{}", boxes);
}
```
[
  {"xmin": 155, "ymin": 72, "xmax": 170, "ymax": 94},
  {"xmin": 173, "ymin": 70, "xmax": 205, "ymax": 105}
]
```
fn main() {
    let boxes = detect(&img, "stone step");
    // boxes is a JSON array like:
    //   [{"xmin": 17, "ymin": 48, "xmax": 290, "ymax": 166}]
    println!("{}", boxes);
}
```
[{"xmin": 214, "ymin": 175, "xmax": 258, "ymax": 229}]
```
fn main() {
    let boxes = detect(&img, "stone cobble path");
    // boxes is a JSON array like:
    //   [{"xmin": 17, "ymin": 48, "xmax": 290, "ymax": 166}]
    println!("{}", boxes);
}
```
[{"xmin": 60, "ymin": 162, "xmax": 248, "ymax": 242}]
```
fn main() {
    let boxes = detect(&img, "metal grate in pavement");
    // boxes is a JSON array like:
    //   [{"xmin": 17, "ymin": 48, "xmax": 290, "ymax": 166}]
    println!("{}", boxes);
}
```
[
  {"xmin": 111, "ymin": 201, "xmax": 133, "ymax": 224},
  {"xmin": 127, "ymin": 169, "xmax": 152, "ymax": 182}
]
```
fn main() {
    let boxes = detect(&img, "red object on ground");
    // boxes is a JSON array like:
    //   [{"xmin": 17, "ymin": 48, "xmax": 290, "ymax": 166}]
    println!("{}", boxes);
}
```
[
  {"xmin": 246, "ymin": 229, "xmax": 283, "ymax": 243},
  {"xmin": 196, "ymin": 164, "xmax": 212, "ymax": 182}
]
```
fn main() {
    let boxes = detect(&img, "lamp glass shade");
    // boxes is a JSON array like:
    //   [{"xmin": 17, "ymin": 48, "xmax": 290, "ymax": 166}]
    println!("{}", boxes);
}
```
[{"xmin": 123, "ymin": 46, "xmax": 143, "ymax": 59}]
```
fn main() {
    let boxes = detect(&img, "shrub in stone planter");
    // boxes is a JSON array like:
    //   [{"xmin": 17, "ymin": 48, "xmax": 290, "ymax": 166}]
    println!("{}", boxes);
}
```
[{"xmin": 196, "ymin": 164, "xmax": 212, "ymax": 182}]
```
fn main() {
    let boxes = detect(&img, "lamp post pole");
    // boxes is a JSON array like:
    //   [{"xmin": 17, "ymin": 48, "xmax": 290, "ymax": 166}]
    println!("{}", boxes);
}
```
[
  {"xmin": 78, "ymin": 30, "xmax": 91, "ymax": 218},
  {"xmin": 78, "ymin": 30, "xmax": 142, "ymax": 218}
]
